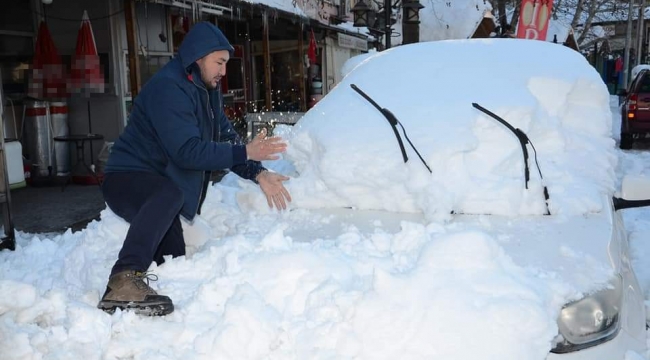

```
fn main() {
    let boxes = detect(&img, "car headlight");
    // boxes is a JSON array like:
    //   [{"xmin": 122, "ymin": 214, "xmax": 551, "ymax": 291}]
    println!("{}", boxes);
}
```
[{"xmin": 551, "ymin": 275, "xmax": 623, "ymax": 354}]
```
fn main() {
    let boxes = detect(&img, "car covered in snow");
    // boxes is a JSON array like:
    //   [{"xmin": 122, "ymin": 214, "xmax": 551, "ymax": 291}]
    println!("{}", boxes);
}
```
[{"xmin": 226, "ymin": 39, "xmax": 650, "ymax": 359}]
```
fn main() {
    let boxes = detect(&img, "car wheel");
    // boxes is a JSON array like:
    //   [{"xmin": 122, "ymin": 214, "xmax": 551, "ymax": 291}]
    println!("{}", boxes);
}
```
[{"xmin": 620, "ymin": 133, "xmax": 633, "ymax": 149}]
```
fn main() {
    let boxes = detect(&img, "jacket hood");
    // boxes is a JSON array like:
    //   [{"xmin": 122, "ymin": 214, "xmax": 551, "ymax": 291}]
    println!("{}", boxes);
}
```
[{"xmin": 178, "ymin": 22, "xmax": 234, "ymax": 70}]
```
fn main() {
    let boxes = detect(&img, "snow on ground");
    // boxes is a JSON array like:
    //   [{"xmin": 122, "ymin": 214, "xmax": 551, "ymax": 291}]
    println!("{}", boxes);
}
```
[
  {"xmin": 0, "ymin": 41, "xmax": 648, "ymax": 360},
  {"xmin": 613, "ymin": 95, "xmax": 650, "ymax": 315}
]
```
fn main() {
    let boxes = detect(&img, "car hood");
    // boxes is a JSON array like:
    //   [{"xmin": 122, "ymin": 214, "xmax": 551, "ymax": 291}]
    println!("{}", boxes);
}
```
[{"xmin": 281, "ymin": 194, "xmax": 620, "ymax": 294}]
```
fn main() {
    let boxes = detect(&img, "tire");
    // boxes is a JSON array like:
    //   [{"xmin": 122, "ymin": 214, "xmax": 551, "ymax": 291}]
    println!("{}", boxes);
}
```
[{"xmin": 620, "ymin": 133, "xmax": 633, "ymax": 149}]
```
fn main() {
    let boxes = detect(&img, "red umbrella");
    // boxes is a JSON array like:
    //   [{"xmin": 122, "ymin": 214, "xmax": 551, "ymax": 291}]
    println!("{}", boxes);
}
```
[
  {"xmin": 68, "ymin": 10, "xmax": 105, "ymax": 96},
  {"xmin": 69, "ymin": 10, "xmax": 105, "ymax": 168},
  {"xmin": 28, "ymin": 21, "xmax": 66, "ymax": 99}
]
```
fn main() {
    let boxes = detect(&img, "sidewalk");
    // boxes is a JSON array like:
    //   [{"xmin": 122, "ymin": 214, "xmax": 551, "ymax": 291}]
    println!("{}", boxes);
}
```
[{"xmin": 9, "ymin": 183, "xmax": 105, "ymax": 234}]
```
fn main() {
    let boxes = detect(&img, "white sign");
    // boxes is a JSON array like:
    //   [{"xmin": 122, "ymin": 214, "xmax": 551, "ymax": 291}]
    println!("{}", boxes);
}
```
[{"xmin": 338, "ymin": 33, "xmax": 368, "ymax": 51}]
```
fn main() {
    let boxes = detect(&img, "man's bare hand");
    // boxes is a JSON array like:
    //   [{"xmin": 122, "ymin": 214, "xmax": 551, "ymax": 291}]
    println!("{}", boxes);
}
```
[
  {"xmin": 246, "ymin": 129, "xmax": 287, "ymax": 161},
  {"xmin": 257, "ymin": 170, "xmax": 292, "ymax": 210}
]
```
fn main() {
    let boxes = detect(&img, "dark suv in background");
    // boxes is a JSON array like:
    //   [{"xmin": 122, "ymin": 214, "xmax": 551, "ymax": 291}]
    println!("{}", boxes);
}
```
[{"xmin": 619, "ymin": 69, "xmax": 650, "ymax": 149}]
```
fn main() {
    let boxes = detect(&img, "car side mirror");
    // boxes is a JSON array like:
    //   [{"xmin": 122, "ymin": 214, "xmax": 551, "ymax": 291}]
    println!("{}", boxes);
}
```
[
  {"xmin": 614, "ymin": 175, "xmax": 650, "ymax": 210},
  {"xmin": 617, "ymin": 89, "xmax": 628, "ymax": 96}
]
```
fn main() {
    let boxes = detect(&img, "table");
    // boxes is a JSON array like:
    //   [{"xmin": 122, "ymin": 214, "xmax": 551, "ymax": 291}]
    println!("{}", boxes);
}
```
[{"xmin": 53, "ymin": 134, "xmax": 104, "ymax": 191}]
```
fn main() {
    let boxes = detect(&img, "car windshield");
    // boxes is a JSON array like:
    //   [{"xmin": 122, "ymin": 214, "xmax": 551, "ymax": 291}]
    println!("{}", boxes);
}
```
[
  {"xmin": 637, "ymin": 73, "xmax": 650, "ymax": 93},
  {"xmin": 262, "ymin": 39, "xmax": 616, "ymax": 221}
]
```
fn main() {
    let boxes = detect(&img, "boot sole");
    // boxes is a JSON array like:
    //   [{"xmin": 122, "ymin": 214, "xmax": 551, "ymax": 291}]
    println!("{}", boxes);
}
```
[{"xmin": 98, "ymin": 300, "xmax": 174, "ymax": 316}]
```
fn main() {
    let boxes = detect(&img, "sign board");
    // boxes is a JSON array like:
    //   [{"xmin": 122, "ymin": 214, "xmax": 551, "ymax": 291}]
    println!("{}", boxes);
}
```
[
  {"xmin": 296, "ymin": 0, "xmax": 337, "ymax": 25},
  {"xmin": 516, "ymin": 0, "xmax": 554, "ymax": 41},
  {"xmin": 338, "ymin": 33, "xmax": 368, "ymax": 51}
]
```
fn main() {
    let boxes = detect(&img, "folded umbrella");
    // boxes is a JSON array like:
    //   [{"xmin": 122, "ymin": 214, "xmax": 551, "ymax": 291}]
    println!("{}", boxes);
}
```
[
  {"xmin": 68, "ymin": 10, "xmax": 105, "ymax": 96},
  {"xmin": 28, "ymin": 20, "xmax": 66, "ymax": 99},
  {"xmin": 69, "ymin": 10, "xmax": 105, "ymax": 171}
]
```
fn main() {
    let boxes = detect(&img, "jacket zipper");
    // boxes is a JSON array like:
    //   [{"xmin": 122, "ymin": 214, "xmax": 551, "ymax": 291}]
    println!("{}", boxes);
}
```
[{"xmin": 189, "ymin": 76, "xmax": 216, "ymax": 217}]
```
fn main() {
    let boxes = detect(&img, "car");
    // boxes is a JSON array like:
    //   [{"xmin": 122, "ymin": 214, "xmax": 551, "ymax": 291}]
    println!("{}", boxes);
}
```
[
  {"xmin": 241, "ymin": 38, "xmax": 650, "ymax": 359},
  {"xmin": 619, "ymin": 68, "xmax": 650, "ymax": 149}
]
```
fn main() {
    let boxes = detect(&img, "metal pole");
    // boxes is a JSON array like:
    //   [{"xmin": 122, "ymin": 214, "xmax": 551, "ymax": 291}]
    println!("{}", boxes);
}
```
[
  {"xmin": 262, "ymin": 12, "xmax": 272, "ymax": 111},
  {"xmin": 637, "ymin": 0, "xmax": 647, "ymax": 64},
  {"xmin": 0, "ymin": 70, "xmax": 15, "ymax": 251},
  {"xmin": 623, "ymin": 0, "xmax": 635, "ymax": 89},
  {"xmin": 124, "ymin": 0, "xmax": 141, "ymax": 98},
  {"xmin": 385, "ymin": 0, "xmax": 391, "ymax": 49},
  {"xmin": 636, "ymin": 3, "xmax": 644, "ymax": 66},
  {"xmin": 298, "ymin": 27, "xmax": 306, "ymax": 112}
]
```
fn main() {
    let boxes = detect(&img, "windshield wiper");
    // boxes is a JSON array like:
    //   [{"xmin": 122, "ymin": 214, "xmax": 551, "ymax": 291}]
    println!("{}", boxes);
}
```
[
  {"xmin": 350, "ymin": 84, "xmax": 432, "ymax": 173},
  {"xmin": 472, "ymin": 103, "xmax": 551, "ymax": 215}
]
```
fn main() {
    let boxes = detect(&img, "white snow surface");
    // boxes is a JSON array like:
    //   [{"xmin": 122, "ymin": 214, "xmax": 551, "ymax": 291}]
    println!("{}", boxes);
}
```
[
  {"xmin": 275, "ymin": 39, "xmax": 616, "ymax": 222},
  {"xmin": 0, "ymin": 40, "xmax": 647, "ymax": 360}
]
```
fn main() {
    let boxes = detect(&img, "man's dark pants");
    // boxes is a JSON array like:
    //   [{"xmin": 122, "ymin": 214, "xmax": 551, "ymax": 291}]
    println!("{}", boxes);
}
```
[{"xmin": 102, "ymin": 171, "xmax": 186, "ymax": 276}]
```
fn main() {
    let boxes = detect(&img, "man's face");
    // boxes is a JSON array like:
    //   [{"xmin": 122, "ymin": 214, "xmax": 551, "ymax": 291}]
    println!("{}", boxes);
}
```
[{"xmin": 196, "ymin": 50, "xmax": 229, "ymax": 90}]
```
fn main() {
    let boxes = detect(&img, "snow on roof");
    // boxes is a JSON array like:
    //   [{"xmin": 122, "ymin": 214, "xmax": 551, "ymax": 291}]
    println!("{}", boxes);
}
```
[
  {"xmin": 242, "ymin": 0, "xmax": 307, "ymax": 16},
  {"xmin": 418, "ymin": 0, "xmax": 492, "ymax": 41},
  {"xmin": 332, "ymin": 21, "xmax": 373, "ymax": 39}
]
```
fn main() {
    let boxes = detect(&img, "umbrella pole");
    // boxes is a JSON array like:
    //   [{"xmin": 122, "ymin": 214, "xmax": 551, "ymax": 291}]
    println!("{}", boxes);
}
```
[{"xmin": 87, "ymin": 99, "xmax": 94, "ymax": 167}]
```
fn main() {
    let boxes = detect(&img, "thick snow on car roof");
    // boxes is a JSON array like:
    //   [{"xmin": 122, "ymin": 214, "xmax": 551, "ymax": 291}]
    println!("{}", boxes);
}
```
[{"xmin": 278, "ymin": 39, "xmax": 615, "ymax": 221}]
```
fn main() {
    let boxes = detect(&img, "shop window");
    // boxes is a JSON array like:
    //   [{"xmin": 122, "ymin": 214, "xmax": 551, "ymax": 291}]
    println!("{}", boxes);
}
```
[
  {"xmin": 171, "ymin": 14, "xmax": 189, "ymax": 54},
  {"xmin": 1, "ymin": 56, "xmax": 31, "ymax": 97},
  {"xmin": 135, "ymin": 2, "xmax": 171, "ymax": 53},
  {"xmin": 122, "ymin": 52, "xmax": 171, "ymax": 98},
  {"xmin": 225, "ymin": 58, "xmax": 245, "ymax": 99},
  {"xmin": 122, "ymin": 2, "xmax": 173, "ymax": 98},
  {"xmin": 270, "ymin": 51, "xmax": 303, "ymax": 112},
  {"xmin": 139, "ymin": 54, "xmax": 171, "ymax": 85}
]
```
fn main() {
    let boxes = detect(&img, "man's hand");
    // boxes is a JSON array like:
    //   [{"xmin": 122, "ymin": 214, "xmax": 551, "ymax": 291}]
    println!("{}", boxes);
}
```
[
  {"xmin": 246, "ymin": 129, "xmax": 287, "ymax": 161},
  {"xmin": 256, "ymin": 170, "xmax": 292, "ymax": 210}
]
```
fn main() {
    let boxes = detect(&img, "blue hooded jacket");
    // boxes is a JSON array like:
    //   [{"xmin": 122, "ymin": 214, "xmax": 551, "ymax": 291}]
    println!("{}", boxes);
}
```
[{"xmin": 105, "ymin": 22, "xmax": 265, "ymax": 221}]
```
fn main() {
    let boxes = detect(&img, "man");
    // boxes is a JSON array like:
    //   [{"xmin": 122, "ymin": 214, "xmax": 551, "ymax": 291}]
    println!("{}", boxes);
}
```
[{"xmin": 97, "ymin": 22, "xmax": 291, "ymax": 316}]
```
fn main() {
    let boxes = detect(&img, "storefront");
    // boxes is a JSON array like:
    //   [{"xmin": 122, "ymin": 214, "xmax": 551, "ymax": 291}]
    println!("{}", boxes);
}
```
[
  {"xmin": 1, "ymin": 0, "xmax": 371, "ymax": 169},
  {"xmin": 111, "ymin": 0, "xmax": 370, "ymax": 135}
]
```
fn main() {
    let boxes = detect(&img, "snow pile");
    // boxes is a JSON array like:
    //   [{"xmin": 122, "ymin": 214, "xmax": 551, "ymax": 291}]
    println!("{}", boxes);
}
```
[
  {"xmin": 0, "ymin": 200, "xmax": 584, "ymax": 359},
  {"xmin": 266, "ymin": 39, "xmax": 616, "ymax": 221}
]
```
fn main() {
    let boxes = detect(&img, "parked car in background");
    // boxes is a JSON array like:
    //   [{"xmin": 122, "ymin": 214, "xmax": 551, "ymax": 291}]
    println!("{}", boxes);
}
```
[{"xmin": 619, "ymin": 69, "xmax": 650, "ymax": 149}]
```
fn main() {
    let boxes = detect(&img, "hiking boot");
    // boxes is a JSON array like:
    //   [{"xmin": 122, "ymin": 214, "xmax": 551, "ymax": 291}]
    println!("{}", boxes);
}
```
[{"xmin": 97, "ymin": 270, "xmax": 174, "ymax": 316}]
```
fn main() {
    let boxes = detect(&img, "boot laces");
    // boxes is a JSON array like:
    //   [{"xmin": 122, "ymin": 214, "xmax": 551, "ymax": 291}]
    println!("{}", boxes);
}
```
[{"xmin": 132, "ymin": 271, "xmax": 158, "ymax": 291}]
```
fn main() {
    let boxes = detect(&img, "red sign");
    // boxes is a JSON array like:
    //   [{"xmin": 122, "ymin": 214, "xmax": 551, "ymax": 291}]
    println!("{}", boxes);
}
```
[{"xmin": 516, "ymin": 0, "xmax": 554, "ymax": 41}]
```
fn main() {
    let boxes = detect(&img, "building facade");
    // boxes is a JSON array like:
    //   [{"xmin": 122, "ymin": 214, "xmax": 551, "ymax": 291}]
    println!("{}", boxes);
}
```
[{"xmin": 0, "ymin": 0, "xmax": 370, "ymax": 165}]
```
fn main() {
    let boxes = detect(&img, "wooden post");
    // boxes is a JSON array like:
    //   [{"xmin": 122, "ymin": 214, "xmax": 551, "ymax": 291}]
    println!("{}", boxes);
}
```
[
  {"xmin": 124, "ymin": 0, "xmax": 141, "ymax": 98},
  {"xmin": 298, "ymin": 26, "xmax": 306, "ymax": 112},
  {"xmin": 263, "ymin": 12, "xmax": 272, "ymax": 111}
]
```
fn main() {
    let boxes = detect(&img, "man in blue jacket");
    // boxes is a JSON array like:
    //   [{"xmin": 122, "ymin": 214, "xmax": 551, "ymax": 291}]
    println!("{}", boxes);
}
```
[{"xmin": 97, "ymin": 22, "xmax": 291, "ymax": 316}]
